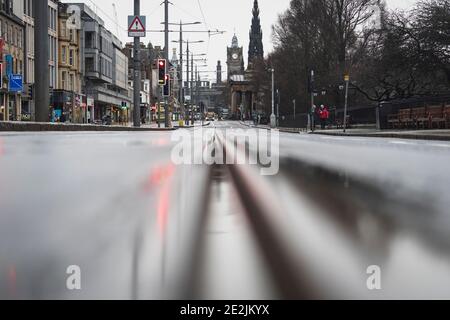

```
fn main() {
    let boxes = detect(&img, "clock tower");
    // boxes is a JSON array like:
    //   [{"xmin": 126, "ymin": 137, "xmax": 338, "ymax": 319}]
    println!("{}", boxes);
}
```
[{"xmin": 227, "ymin": 34, "xmax": 244, "ymax": 81}]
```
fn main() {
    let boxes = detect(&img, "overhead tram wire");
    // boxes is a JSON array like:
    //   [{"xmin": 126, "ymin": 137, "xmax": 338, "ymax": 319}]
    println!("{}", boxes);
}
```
[
  {"xmin": 86, "ymin": 0, "xmax": 163, "ymax": 38},
  {"xmin": 86, "ymin": 0, "xmax": 127, "ymax": 34},
  {"xmin": 196, "ymin": 0, "xmax": 211, "ymax": 56}
]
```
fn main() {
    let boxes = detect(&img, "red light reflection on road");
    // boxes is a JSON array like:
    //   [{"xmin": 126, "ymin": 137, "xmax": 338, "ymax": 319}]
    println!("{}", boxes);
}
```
[
  {"xmin": 144, "ymin": 164, "xmax": 176, "ymax": 235},
  {"xmin": 157, "ymin": 176, "xmax": 172, "ymax": 235},
  {"xmin": 8, "ymin": 265, "xmax": 17, "ymax": 298},
  {"xmin": 151, "ymin": 137, "xmax": 169, "ymax": 147}
]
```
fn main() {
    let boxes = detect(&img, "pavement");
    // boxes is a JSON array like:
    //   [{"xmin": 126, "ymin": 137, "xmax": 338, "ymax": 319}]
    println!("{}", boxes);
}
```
[
  {"xmin": 1, "ymin": 121, "xmax": 450, "ymax": 299},
  {"xmin": 0, "ymin": 121, "xmax": 175, "ymax": 132},
  {"xmin": 311, "ymin": 128, "xmax": 450, "ymax": 141},
  {"xmin": 0, "ymin": 120, "xmax": 212, "ymax": 132},
  {"xmin": 240, "ymin": 121, "xmax": 450, "ymax": 141}
]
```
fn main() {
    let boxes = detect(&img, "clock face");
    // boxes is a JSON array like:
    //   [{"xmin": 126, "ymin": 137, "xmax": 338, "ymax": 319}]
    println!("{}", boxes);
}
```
[{"xmin": 232, "ymin": 53, "xmax": 238, "ymax": 60}]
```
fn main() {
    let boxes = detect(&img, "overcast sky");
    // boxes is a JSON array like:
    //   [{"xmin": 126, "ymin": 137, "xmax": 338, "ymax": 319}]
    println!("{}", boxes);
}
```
[{"xmin": 63, "ymin": 0, "xmax": 417, "ymax": 82}]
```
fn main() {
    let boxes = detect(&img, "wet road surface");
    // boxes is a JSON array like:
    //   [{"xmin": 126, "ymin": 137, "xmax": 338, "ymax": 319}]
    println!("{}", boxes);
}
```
[{"xmin": 1, "ymin": 122, "xmax": 450, "ymax": 299}]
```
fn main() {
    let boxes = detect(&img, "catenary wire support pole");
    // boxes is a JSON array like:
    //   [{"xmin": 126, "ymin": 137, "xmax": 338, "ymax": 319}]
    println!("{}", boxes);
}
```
[
  {"xmin": 164, "ymin": 0, "xmax": 170, "ymax": 128},
  {"xmin": 186, "ymin": 41, "xmax": 189, "ymax": 125},
  {"xmin": 133, "ymin": 0, "xmax": 141, "ymax": 127},
  {"xmin": 179, "ymin": 22, "xmax": 183, "ymax": 118},
  {"xmin": 35, "ymin": 0, "xmax": 50, "ymax": 122},
  {"xmin": 191, "ymin": 53, "xmax": 194, "ymax": 125}
]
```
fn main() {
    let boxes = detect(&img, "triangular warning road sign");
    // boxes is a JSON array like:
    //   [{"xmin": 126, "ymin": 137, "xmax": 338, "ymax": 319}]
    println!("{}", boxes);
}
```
[{"xmin": 129, "ymin": 16, "xmax": 145, "ymax": 32}]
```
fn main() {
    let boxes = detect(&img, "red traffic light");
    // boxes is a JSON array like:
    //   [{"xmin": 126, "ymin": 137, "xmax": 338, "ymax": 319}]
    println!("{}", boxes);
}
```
[{"xmin": 158, "ymin": 59, "xmax": 167, "ymax": 85}]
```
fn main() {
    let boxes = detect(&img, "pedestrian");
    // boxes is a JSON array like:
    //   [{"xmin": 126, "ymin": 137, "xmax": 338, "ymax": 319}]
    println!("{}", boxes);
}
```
[
  {"xmin": 60, "ymin": 113, "xmax": 66, "ymax": 123},
  {"xmin": 324, "ymin": 105, "xmax": 330, "ymax": 128},
  {"xmin": 311, "ymin": 104, "xmax": 317, "ymax": 131},
  {"xmin": 319, "ymin": 105, "xmax": 327, "ymax": 129}
]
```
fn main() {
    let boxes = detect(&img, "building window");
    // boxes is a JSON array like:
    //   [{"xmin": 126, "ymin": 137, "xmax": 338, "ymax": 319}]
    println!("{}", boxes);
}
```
[
  {"xmin": 86, "ymin": 57, "xmax": 94, "ymax": 72},
  {"xmin": 85, "ymin": 32, "xmax": 94, "ymax": 49},
  {"xmin": 62, "ymin": 71, "xmax": 66, "ymax": 90},
  {"xmin": 62, "ymin": 46, "xmax": 67, "ymax": 64},
  {"xmin": 69, "ymin": 49, "xmax": 74, "ymax": 66}
]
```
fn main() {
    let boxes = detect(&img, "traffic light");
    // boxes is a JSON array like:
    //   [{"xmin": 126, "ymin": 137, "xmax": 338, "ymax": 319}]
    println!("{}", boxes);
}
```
[
  {"xmin": 163, "ymin": 74, "xmax": 170, "ymax": 97},
  {"xmin": 158, "ymin": 59, "xmax": 167, "ymax": 86}
]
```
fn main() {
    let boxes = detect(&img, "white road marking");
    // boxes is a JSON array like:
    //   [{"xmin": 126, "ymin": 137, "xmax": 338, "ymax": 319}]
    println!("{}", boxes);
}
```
[
  {"xmin": 389, "ymin": 140, "xmax": 417, "ymax": 145},
  {"xmin": 429, "ymin": 143, "xmax": 450, "ymax": 148}
]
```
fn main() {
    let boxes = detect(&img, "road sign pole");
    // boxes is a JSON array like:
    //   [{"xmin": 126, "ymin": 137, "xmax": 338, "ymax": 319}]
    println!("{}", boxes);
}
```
[{"xmin": 133, "ymin": 0, "xmax": 141, "ymax": 127}]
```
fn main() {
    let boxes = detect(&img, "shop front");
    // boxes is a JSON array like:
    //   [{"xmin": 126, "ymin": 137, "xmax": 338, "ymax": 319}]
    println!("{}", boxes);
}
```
[
  {"xmin": 92, "ymin": 89, "xmax": 132, "ymax": 125},
  {"xmin": 0, "ymin": 90, "xmax": 22, "ymax": 122}
]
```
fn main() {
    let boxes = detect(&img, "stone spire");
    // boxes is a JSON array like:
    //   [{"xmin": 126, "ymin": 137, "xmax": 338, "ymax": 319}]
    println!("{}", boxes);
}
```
[
  {"xmin": 248, "ymin": 0, "xmax": 264, "ymax": 64},
  {"xmin": 231, "ymin": 34, "xmax": 239, "ymax": 48}
]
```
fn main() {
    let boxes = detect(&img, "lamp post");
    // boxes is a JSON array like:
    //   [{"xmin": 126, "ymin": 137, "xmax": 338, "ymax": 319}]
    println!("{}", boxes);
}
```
[
  {"xmin": 343, "ymin": 74, "xmax": 350, "ymax": 133},
  {"xmin": 270, "ymin": 68, "xmax": 276, "ymax": 128}
]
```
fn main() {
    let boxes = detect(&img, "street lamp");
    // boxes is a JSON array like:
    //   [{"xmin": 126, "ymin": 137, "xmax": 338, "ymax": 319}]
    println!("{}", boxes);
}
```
[
  {"xmin": 268, "ymin": 68, "xmax": 276, "ymax": 128},
  {"xmin": 343, "ymin": 74, "xmax": 350, "ymax": 133}
]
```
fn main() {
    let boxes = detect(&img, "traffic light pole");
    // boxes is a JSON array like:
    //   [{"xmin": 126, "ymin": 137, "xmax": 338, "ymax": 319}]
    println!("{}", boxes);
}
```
[
  {"xmin": 35, "ymin": 1, "xmax": 49, "ymax": 122},
  {"xmin": 133, "ymin": 0, "xmax": 141, "ymax": 127}
]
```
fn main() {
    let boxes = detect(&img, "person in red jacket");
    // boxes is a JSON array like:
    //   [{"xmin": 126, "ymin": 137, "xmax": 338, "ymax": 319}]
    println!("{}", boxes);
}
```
[{"xmin": 319, "ymin": 105, "xmax": 330, "ymax": 129}]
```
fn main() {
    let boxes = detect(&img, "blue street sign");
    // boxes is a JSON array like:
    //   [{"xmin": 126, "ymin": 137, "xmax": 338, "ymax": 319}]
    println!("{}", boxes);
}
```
[{"xmin": 9, "ymin": 74, "xmax": 23, "ymax": 92}]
